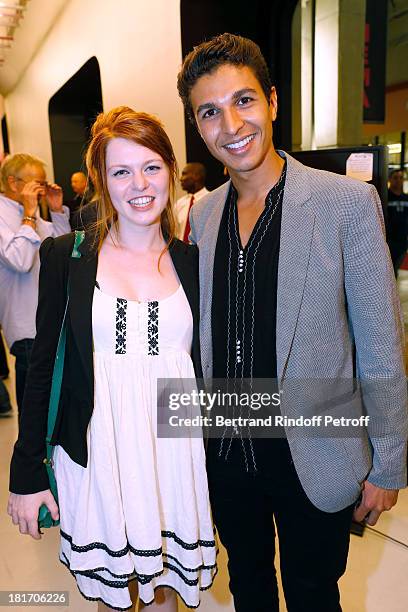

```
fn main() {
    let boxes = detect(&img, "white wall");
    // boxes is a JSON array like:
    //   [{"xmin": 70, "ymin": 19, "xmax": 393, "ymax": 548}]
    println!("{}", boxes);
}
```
[{"xmin": 4, "ymin": 0, "xmax": 186, "ymax": 182}]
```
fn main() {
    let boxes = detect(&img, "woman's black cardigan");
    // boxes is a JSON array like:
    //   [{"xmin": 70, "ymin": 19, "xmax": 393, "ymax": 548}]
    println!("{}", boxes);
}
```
[{"xmin": 9, "ymin": 232, "xmax": 202, "ymax": 495}]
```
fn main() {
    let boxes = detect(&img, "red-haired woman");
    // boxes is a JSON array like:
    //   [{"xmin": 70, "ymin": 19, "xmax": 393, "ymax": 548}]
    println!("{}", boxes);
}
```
[{"xmin": 8, "ymin": 107, "xmax": 217, "ymax": 611}]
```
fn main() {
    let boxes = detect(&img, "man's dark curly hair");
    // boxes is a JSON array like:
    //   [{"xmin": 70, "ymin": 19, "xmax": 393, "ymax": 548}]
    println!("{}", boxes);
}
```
[{"xmin": 177, "ymin": 33, "xmax": 272, "ymax": 125}]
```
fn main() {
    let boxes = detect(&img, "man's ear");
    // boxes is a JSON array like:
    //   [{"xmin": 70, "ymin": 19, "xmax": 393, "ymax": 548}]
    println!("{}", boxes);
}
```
[{"xmin": 269, "ymin": 86, "xmax": 278, "ymax": 121}]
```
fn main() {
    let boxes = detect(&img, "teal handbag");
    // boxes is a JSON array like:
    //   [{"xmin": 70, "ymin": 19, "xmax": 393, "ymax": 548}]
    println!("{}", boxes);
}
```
[{"xmin": 38, "ymin": 230, "xmax": 85, "ymax": 529}]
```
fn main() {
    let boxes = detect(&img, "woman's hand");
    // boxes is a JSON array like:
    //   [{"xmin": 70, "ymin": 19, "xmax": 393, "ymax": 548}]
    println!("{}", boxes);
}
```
[{"xmin": 7, "ymin": 490, "xmax": 59, "ymax": 540}]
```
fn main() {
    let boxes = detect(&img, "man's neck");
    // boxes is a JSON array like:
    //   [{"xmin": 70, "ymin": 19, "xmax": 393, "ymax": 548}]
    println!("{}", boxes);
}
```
[
  {"xmin": 228, "ymin": 148, "xmax": 285, "ymax": 203},
  {"xmin": 189, "ymin": 184, "xmax": 205, "ymax": 195}
]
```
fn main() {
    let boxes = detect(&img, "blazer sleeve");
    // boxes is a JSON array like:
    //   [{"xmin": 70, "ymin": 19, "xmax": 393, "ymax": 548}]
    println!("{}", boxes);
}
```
[
  {"xmin": 344, "ymin": 184, "xmax": 408, "ymax": 489},
  {"xmin": 9, "ymin": 235, "xmax": 71, "ymax": 494}
]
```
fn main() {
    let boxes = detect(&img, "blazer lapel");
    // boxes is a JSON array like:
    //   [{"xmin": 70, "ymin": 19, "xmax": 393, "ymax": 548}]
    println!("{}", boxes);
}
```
[
  {"xmin": 169, "ymin": 239, "xmax": 203, "ymax": 377},
  {"xmin": 169, "ymin": 240, "xmax": 197, "ymax": 316},
  {"xmin": 277, "ymin": 153, "xmax": 315, "ymax": 382},
  {"xmin": 68, "ymin": 232, "xmax": 98, "ymax": 373},
  {"xmin": 197, "ymin": 182, "xmax": 229, "ymax": 378}
]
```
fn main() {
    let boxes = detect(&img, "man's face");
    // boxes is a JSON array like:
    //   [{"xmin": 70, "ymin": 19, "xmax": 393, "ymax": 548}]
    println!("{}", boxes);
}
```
[
  {"xmin": 9, "ymin": 163, "xmax": 47, "ymax": 198},
  {"xmin": 71, "ymin": 172, "xmax": 87, "ymax": 195},
  {"xmin": 180, "ymin": 164, "xmax": 197, "ymax": 193},
  {"xmin": 190, "ymin": 64, "xmax": 277, "ymax": 175},
  {"xmin": 389, "ymin": 171, "xmax": 404, "ymax": 193}
]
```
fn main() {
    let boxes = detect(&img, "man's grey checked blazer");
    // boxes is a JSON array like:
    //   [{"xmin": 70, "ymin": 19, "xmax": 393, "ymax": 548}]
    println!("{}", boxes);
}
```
[{"xmin": 189, "ymin": 151, "xmax": 408, "ymax": 513}]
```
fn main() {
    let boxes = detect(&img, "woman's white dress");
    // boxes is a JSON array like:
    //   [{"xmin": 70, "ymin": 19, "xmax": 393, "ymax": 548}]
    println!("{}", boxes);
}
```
[{"xmin": 54, "ymin": 284, "xmax": 217, "ymax": 610}]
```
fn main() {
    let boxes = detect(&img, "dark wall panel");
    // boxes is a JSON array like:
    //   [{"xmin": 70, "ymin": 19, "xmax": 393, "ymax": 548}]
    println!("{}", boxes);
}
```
[{"xmin": 48, "ymin": 56, "xmax": 103, "ymax": 197}]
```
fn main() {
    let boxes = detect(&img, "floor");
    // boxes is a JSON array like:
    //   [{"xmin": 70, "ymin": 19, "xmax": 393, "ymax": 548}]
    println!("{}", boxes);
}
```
[{"xmin": 1, "ymin": 274, "xmax": 408, "ymax": 611}]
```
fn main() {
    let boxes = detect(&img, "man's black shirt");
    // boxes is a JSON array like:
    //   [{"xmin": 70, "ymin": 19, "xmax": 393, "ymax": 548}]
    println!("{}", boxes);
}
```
[{"xmin": 210, "ymin": 163, "xmax": 291, "ymax": 471}]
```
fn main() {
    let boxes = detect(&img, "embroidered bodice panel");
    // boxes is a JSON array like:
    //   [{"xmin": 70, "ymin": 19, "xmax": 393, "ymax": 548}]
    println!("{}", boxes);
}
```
[{"xmin": 91, "ymin": 284, "xmax": 193, "ymax": 356}]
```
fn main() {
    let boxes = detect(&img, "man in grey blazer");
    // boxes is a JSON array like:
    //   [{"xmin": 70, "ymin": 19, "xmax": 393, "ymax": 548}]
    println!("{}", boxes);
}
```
[{"xmin": 177, "ymin": 34, "xmax": 408, "ymax": 612}]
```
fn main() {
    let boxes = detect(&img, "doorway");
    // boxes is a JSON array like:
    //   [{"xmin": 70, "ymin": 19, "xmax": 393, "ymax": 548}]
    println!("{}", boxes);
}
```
[{"xmin": 48, "ymin": 56, "xmax": 103, "ymax": 197}]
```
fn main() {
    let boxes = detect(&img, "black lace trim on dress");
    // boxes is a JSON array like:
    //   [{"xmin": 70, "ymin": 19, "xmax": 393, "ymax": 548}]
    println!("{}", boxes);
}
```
[
  {"xmin": 60, "ymin": 557, "xmax": 134, "ymax": 611},
  {"xmin": 61, "ymin": 552, "xmax": 215, "ymax": 589},
  {"xmin": 61, "ymin": 529, "xmax": 161, "ymax": 557},
  {"xmin": 61, "ymin": 552, "xmax": 162, "ymax": 587},
  {"xmin": 162, "ymin": 561, "xmax": 197, "ymax": 586},
  {"xmin": 60, "ymin": 551, "xmax": 217, "ymax": 579},
  {"xmin": 115, "ymin": 298, "xmax": 127, "ymax": 354},
  {"xmin": 61, "ymin": 553, "xmax": 136, "ymax": 587},
  {"xmin": 74, "ymin": 565, "xmax": 135, "ymax": 580},
  {"xmin": 60, "ymin": 528, "xmax": 216, "ymax": 557},
  {"xmin": 163, "ymin": 552, "xmax": 218, "ymax": 572},
  {"xmin": 162, "ymin": 530, "xmax": 216, "ymax": 549},
  {"xmin": 147, "ymin": 300, "xmax": 159, "ymax": 355},
  {"xmin": 61, "ymin": 554, "xmax": 218, "ymax": 610}
]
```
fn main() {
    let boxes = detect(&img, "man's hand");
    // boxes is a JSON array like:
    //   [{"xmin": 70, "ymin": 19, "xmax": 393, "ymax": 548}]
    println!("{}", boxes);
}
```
[
  {"xmin": 353, "ymin": 480, "xmax": 399, "ymax": 526},
  {"xmin": 46, "ymin": 183, "xmax": 63, "ymax": 212},
  {"xmin": 20, "ymin": 180, "xmax": 45, "ymax": 218},
  {"xmin": 7, "ymin": 490, "xmax": 59, "ymax": 540}
]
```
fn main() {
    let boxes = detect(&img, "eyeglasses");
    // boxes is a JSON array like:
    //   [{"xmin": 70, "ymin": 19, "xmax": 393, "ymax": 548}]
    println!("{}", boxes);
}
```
[{"xmin": 14, "ymin": 177, "xmax": 48, "ymax": 187}]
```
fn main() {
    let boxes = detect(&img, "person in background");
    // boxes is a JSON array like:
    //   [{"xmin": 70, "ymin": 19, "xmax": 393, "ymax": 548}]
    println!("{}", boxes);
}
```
[
  {"xmin": 0, "ymin": 379, "xmax": 12, "ymax": 416},
  {"xmin": 0, "ymin": 330, "xmax": 9, "ymax": 379},
  {"xmin": 0, "ymin": 326, "xmax": 11, "ymax": 416},
  {"xmin": 174, "ymin": 162, "xmax": 208, "ymax": 242},
  {"xmin": 386, "ymin": 168, "xmax": 408, "ymax": 276},
  {"xmin": 0, "ymin": 153, "xmax": 70, "ymax": 413},
  {"xmin": 71, "ymin": 171, "xmax": 87, "ymax": 198},
  {"xmin": 65, "ymin": 171, "xmax": 94, "ymax": 231}
]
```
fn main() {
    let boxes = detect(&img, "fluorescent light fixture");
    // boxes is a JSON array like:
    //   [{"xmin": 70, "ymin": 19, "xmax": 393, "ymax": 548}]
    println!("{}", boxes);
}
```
[{"xmin": 387, "ymin": 143, "xmax": 402, "ymax": 154}]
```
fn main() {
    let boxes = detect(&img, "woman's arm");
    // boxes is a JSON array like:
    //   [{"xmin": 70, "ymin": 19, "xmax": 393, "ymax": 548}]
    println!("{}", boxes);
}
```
[{"xmin": 9, "ymin": 235, "xmax": 71, "ymax": 494}]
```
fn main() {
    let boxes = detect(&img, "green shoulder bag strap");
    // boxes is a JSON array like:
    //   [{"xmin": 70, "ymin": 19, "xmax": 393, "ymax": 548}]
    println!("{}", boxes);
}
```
[{"xmin": 38, "ymin": 230, "xmax": 85, "ymax": 529}]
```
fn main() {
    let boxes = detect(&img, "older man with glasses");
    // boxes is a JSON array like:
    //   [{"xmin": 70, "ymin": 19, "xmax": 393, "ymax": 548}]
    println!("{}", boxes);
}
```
[{"xmin": 0, "ymin": 153, "xmax": 70, "ymax": 414}]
